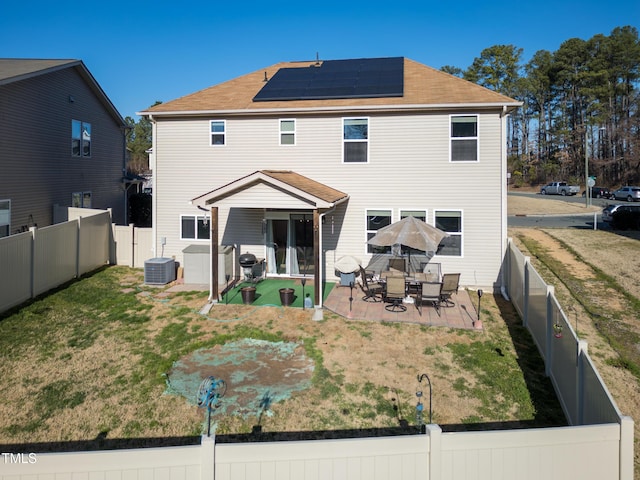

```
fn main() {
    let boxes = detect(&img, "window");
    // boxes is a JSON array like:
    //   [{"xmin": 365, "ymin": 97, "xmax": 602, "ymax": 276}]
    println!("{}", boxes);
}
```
[
  {"xmin": 280, "ymin": 119, "xmax": 296, "ymax": 145},
  {"xmin": 450, "ymin": 115, "xmax": 477, "ymax": 162},
  {"xmin": 181, "ymin": 215, "xmax": 210, "ymax": 240},
  {"xmin": 210, "ymin": 120, "xmax": 226, "ymax": 145},
  {"xmin": 72, "ymin": 192, "xmax": 92, "ymax": 208},
  {"xmin": 0, "ymin": 200, "xmax": 10, "ymax": 238},
  {"xmin": 435, "ymin": 210, "xmax": 462, "ymax": 256},
  {"xmin": 72, "ymin": 120, "xmax": 91, "ymax": 157},
  {"xmin": 366, "ymin": 209, "xmax": 391, "ymax": 254},
  {"xmin": 400, "ymin": 210, "xmax": 427, "ymax": 255},
  {"xmin": 343, "ymin": 118, "xmax": 368, "ymax": 163}
]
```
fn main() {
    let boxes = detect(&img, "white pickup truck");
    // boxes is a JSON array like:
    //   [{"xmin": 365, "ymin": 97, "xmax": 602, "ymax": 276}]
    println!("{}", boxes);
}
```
[{"xmin": 540, "ymin": 182, "xmax": 580, "ymax": 196}]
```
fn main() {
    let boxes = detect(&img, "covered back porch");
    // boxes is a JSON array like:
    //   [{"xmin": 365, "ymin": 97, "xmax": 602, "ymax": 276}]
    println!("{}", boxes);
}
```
[{"xmin": 190, "ymin": 170, "xmax": 349, "ymax": 308}]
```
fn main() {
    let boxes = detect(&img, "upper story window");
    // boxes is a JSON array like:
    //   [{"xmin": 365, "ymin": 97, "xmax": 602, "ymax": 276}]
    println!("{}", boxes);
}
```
[
  {"xmin": 0, "ymin": 200, "xmax": 10, "ymax": 238},
  {"xmin": 210, "ymin": 120, "xmax": 226, "ymax": 146},
  {"xmin": 72, "ymin": 120, "xmax": 91, "ymax": 157},
  {"xmin": 435, "ymin": 210, "xmax": 462, "ymax": 256},
  {"xmin": 280, "ymin": 119, "xmax": 296, "ymax": 145},
  {"xmin": 366, "ymin": 209, "xmax": 391, "ymax": 254},
  {"xmin": 450, "ymin": 115, "xmax": 478, "ymax": 162},
  {"xmin": 181, "ymin": 215, "xmax": 211, "ymax": 240},
  {"xmin": 343, "ymin": 118, "xmax": 368, "ymax": 163}
]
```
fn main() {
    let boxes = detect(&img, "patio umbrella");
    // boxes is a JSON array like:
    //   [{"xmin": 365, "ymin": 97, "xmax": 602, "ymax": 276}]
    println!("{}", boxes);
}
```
[
  {"xmin": 367, "ymin": 216, "xmax": 449, "ymax": 272},
  {"xmin": 334, "ymin": 255, "xmax": 362, "ymax": 273}
]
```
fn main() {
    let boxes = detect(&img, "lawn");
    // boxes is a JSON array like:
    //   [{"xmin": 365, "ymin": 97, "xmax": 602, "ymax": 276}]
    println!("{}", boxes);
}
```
[{"xmin": 0, "ymin": 266, "xmax": 564, "ymax": 450}]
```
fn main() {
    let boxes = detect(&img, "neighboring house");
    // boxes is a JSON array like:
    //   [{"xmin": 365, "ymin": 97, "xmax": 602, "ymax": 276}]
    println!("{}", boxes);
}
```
[
  {"xmin": 139, "ymin": 57, "xmax": 520, "ymax": 305},
  {"xmin": 0, "ymin": 59, "xmax": 129, "ymax": 236}
]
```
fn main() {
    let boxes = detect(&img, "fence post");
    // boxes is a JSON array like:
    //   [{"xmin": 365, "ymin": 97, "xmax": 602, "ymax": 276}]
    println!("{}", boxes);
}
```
[
  {"xmin": 426, "ymin": 424, "xmax": 441, "ymax": 480},
  {"xmin": 129, "ymin": 223, "xmax": 135, "ymax": 268},
  {"xmin": 577, "ymin": 340, "xmax": 588, "ymax": 425},
  {"xmin": 619, "ymin": 415, "xmax": 634, "ymax": 480},
  {"xmin": 29, "ymin": 226, "xmax": 37, "ymax": 300},
  {"xmin": 76, "ymin": 216, "xmax": 82, "ymax": 278},
  {"xmin": 523, "ymin": 255, "xmax": 530, "ymax": 327},
  {"xmin": 545, "ymin": 285, "xmax": 555, "ymax": 377},
  {"xmin": 200, "ymin": 434, "xmax": 215, "ymax": 480}
]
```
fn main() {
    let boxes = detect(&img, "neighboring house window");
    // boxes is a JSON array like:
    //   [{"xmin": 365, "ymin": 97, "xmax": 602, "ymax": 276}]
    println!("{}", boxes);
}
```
[
  {"xmin": 280, "ymin": 119, "xmax": 296, "ymax": 145},
  {"xmin": 210, "ymin": 120, "xmax": 225, "ymax": 146},
  {"xmin": 343, "ymin": 118, "xmax": 368, "ymax": 163},
  {"xmin": 0, "ymin": 200, "xmax": 10, "ymax": 238},
  {"xmin": 72, "ymin": 120, "xmax": 91, "ymax": 157},
  {"xmin": 72, "ymin": 192, "xmax": 92, "ymax": 208},
  {"xmin": 435, "ymin": 210, "xmax": 462, "ymax": 256},
  {"xmin": 450, "ymin": 115, "xmax": 478, "ymax": 162},
  {"xmin": 181, "ymin": 215, "xmax": 211, "ymax": 240},
  {"xmin": 366, "ymin": 209, "xmax": 391, "ymax": 254}
]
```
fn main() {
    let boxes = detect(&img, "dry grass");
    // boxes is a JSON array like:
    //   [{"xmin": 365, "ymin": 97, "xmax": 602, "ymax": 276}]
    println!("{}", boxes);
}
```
[{"xmin": 0, "ymin": 266, "xmax": 562, "ymax": 449}]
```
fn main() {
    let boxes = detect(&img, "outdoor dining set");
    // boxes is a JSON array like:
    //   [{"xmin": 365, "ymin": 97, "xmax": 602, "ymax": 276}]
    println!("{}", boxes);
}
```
[
  {"xmin": 359, "ymin": 263, "xmax": 461, "ymax": 316},
  {"xmin": 334, "ymin": 214, "xmax": 462, "ymax": 317}
]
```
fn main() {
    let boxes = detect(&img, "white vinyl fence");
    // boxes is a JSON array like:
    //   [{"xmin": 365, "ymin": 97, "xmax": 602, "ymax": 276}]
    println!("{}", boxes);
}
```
[
  {"xmin": 0, "ymin": 209, "xmax": 152, "ymax": 314},
  {"xmin": 0, "ymin": 235, "xmax": 633, "ymax": 480}
]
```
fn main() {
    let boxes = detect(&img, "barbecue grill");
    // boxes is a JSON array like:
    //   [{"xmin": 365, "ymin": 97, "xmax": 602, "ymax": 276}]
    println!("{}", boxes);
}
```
[{"xmin": 239, "ymin": 252, "xmax": 264, "ymax": 282}]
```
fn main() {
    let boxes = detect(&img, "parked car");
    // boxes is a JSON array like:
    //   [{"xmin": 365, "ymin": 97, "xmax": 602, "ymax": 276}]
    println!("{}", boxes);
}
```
[
  {"xmin": 582, "ymin": 186, "xmax": 611, "ymax": 199},
  {"xmin": 602, "ymin": 204, "xmax": 640, "ymax": 224},
  {"xmin": 612, "ymin": 186, "xmax": 640, "ymax": 202},
  {"xmin": 611, "ymin": 206, "xmax": 640, "ymax": 230},
  {"xmin": 540, "ymin": 182, "xmax": 580, "ymax": 196}
]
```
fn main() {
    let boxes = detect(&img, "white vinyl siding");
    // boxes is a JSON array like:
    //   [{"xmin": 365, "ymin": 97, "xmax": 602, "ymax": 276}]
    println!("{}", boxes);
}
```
[{"xmin": 152, "ymin": 112, "xmax": 504, "ymax": 286}]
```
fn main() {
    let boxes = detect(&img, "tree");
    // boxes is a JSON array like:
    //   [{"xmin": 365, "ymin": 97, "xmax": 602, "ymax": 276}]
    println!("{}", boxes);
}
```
[
  {"xmin": 465, "ymin": 45, "xmax": 524, "ymax": 158},
  {"xmin": 125, "ymin": 101, "xmax": 161, "ymax": 174}
]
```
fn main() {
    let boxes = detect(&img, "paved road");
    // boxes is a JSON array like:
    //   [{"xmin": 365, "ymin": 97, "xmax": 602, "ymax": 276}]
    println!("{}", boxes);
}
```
[{"xmin": 507, "ymin": 192, "xmax": 611, "ymax": 229}]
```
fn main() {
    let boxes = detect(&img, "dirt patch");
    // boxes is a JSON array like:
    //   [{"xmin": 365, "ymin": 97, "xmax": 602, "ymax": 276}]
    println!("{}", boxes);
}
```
[{"xmin": 166, "ymin": 339, "xmax": 314, "ymax": 419}]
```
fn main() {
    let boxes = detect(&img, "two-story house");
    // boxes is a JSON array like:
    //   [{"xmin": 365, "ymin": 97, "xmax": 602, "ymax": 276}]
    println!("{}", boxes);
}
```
[
  {"xmin": 139, "ymin": 57, "xmax": 519, "ymax": 306},
  {"xmin": 0, "ymin": 59, "xmax": 128, "ymax": 236}
]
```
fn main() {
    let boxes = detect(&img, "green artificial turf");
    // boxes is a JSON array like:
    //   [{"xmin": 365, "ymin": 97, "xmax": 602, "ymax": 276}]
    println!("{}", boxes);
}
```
[{"xmin": 222, "ymin": 279, "xmax": 334, "ymax": 307}]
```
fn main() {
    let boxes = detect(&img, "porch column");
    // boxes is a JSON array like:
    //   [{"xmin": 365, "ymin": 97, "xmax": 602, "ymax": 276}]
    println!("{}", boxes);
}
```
[
  {"xmin": 210, "ymin": 206, "xmax": 219, "ymax": 302},
  {"xmin": 313, "ymin": 209, "xmax": 320, "ymax": 305}
]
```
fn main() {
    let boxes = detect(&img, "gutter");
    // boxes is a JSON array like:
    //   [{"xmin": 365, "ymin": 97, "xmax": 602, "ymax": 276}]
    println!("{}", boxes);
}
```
[{"xmin": 137, "ymin": 101, "xmax": 523, "ymax": 118}]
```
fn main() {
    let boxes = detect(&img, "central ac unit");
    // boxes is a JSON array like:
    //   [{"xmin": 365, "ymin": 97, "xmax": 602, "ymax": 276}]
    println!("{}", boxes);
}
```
[{"xmin": 144, "ymin": 257, "xmax": 175, "ymax": 285}]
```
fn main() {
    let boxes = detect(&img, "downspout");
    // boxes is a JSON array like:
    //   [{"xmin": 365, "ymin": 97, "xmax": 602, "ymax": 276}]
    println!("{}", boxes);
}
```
[
  {"xmin": 148, "ymin": 114, "xmax": 158, "ymax": 257},
  {"xmin": 500, "ymin": 105, "xmax": 511, "ymax": 302}
]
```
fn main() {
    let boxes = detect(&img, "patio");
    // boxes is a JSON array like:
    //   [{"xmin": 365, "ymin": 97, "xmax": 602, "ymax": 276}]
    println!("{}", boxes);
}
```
[
  {"xmin": 198, "ymin": 277, "xmax": 480, "ymax": 329},
  {"xmin": 323, "ymin": 281, "xmax": 480, "ymax": 329}
]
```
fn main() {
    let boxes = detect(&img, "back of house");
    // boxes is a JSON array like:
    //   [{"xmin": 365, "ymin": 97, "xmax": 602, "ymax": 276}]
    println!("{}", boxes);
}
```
[{"xmin": 139, "ymin": 56, "xmax": 519, "ymax": 303}]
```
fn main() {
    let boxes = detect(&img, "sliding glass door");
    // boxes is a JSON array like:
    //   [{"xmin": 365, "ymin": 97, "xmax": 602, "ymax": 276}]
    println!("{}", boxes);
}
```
[{"xmin": 265, "ymin": 213, "xmax": 314, "ymax": 276}]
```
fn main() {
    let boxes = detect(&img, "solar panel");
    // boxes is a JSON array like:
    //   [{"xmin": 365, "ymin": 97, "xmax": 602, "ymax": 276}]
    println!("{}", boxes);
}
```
[{"xmin": 253, "ymin": 57, "xmax": 404, "ymax": 102}]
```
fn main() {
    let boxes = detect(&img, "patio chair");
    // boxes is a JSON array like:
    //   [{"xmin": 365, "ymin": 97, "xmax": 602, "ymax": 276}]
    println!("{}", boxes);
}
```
[
  {"xmin": 417, "ymin": 281, "xmax": 442, "ymax": 317},
  {"xmin": 420, "ymin": 262, "xmax": 441, "ymax": 281},
  {"xmin": 387, "ymin": 257, "xmax": 407, "ymax": 276},
  {"xmin": 359, "ymin": 266, "xmax": 383, "ymax": 302},
  {"xmin": 440, "ymin": 273, "xmax": 461, "ymax": 307},
  {"xmin": 383, "ymin": 276, "xmax": 407, "ymax": 312}
]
